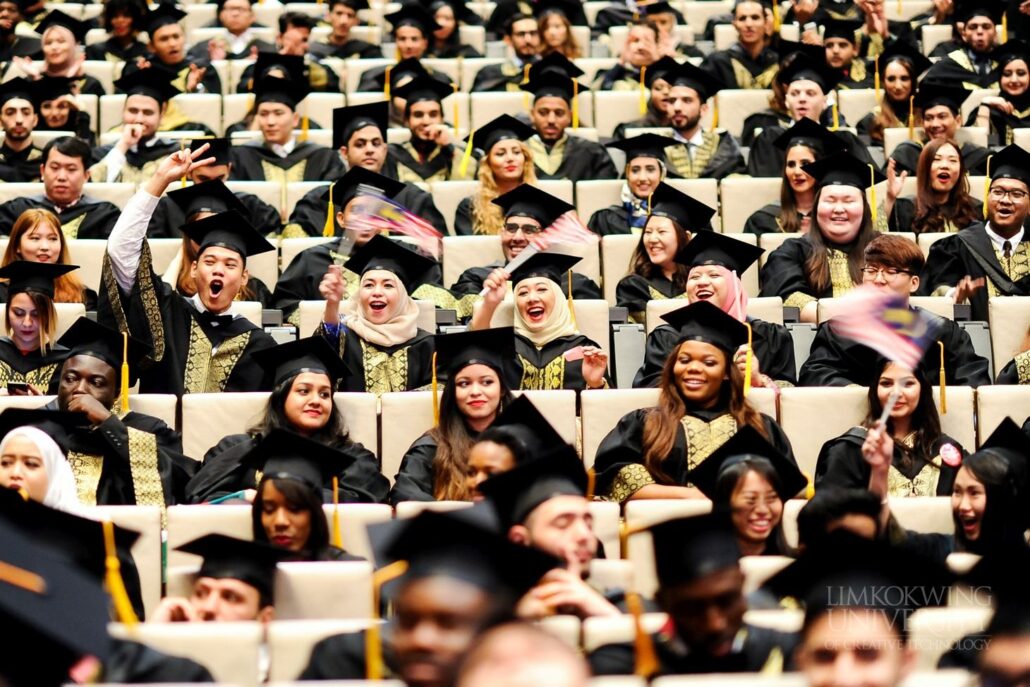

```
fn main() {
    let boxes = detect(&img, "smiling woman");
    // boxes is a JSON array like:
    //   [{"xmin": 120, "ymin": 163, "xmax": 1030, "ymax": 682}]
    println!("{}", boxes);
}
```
[{"xmin": 0, "ymin": 209, "xmax": 95, "ymax": 308}]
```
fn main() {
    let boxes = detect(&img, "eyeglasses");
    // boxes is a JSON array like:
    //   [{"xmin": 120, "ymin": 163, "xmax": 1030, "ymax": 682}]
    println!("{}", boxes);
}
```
[
  {"xmin": 860, "ymin": 266, "xmax": 910, "ymax": 279},
  {"xmin": 502, "ymin": 222, "xmax": 543, "ymax": 235},
  {"xmin": 988, "ymin": 187, "xmax": 1029, "ymax": 201}
]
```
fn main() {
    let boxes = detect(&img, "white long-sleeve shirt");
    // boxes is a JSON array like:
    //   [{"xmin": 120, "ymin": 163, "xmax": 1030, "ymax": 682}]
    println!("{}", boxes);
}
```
[{"xmin": 106, "ymin": 189, "xmax": 159, "ymax": 293}]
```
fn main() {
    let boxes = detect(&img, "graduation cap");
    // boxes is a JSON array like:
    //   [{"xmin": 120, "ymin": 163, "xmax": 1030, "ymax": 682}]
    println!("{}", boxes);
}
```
[
  {"xmin": 142, "ymin": 2, "xmax": 187, "ymax": 35},
  {"xmin": 35, "ymin": 8, "xmax": 89, "ymax": 42},
  {"xmin": 676, "ymin": 230, "xmax": 764, "ymax": 274},
  {"xmin": 56, "ymin": 317, "xmax": 149, "ymax": 382},
  {"xmin": 393, "ymin": 73, "xmax": 454, "ymax": 105},
  {"xmin": 685, "ymin": 425, "xmax": 807, "ymax": 501},
  {"xmin": 243, "ymin": 428, "xmax": 355, "ymax": 495},
  {"xmin": 490, "ymin": 394, "xmax": 566, "ymax": 455},
  {"xmin": 775, "ymin": 53, "xmax": 842, "ymax": 92},
  {"xmin": 993, "ymin": 38, "xmax": 1030, "ymax": 65},
  {"xmin": 390, "ymin": 57, "xmax": 433, "ymax": 87},
  {"xmin": 189, "ymin": 137, "xmax": 231, "ymax": 166},
  {"xmin": 0, "ymin": 261, "xmax": 78, "ymax": 300},
  {"xmin": 520, "ymin": 70, "xmax": 589, "ymax": 103},
  {"xmin": 607, "ymin": 133, "xmax": 679, "ymax": 164},
  {"xmin": 0, "ymin": 408, "xmax": 89, "ymax": 450},
  {"xmin": 478, "ymin": 443, "xmax": 587, "ymax": 528},
  {"xmin": 332, "ymin": 101, "xmax": 389, "ymax": 150},
  {"xmin": 640, "ymin": 0, "xmax": 676, "ymax": 16},
  {"xmin": 168, "ymin": 179, "xmax": 247, "ymax": 219},
  {"xmin": 465, "ymin": 113, "xmax": 535, "ymax": 154},
  {"xmin": 386, "ymin": 4, "xmax": 440, "ymax": 36},
  {"xmin": 0, "ymin": 77, "xmax": 35, "ymax": 109},
  {"xmin": 877, "ymin": 40, "xmax": 932, "ymax": 79},
  {"xmin": 643, "ymin": 55, "xmax": 680, "ymax": 87},
  {"xmin": 978, "ymin": 417, "xmax": 1030, "ymax": 461},
  {"xmin": 175, "ymin": 534, "xmax": 289, "ymax": 601},
  {"xmin": 912, "ymin": 81, "xmax": 970, "ymax": 114},
  {"xmin": 955, "ymin": 0, "xmax": 1004, "ymax": 23},
  {"xmin": 772, "ymin": 118, "xmax": 845, "ymax": 155},
  {"xmin": 663, "ymin": 61, "xmax": 725, "ymax": 101},
  {"xmin": 329, "ymin": 165, "xmax": 407, "ymax": 208},
  {"xmin": 433, "ymin": 326, "xmax": 518, "ymax": 383},
  {"xmin": 650, "ymin": 512, "xmax": 741, "ymax": 587},
  {"xmin": 343, "ymin": 233, "xmax": 437, "ymax": 293},
  {"xmin": 509, "ymin": 250, "xmax": 582, "ymax": 286},
  {"xmin": 527, "ymin": 52, "xmax": 586, "ymax": 81},
  {"xmin": 659, "ymin": 299, "xmax": 750, "ymax": 353},
  {"xmin": 776, "ymin": 39, "xmax": 827, "ymax": 66},
  {"xmin": 532, "ymin": 0, "xmax": 578, "ymax": 17},
  {"xmin": 252, "ymin": 335, "xmax": 348, "ymax": 388},
  {"xmin": 423, "ymin": 0, "xmax": 477, "ymax": 23},
  {"xmin": 988, "ymin": 144, "xmax": 1030, "ymax": 186},
  {"xmin": 647, "ymin": 182, "xmax": 717, "ymax": 233},
  {"xmin": 492, "ymin": 183, "xmax": 575, "ymax": 227},
  {"xmin": 180, "ymin": 210, "xmax": 275, "ymax": 259},
  {"xmin": 29, "ymin": 76, "xmax": 74, "ymax": 109},
  {"xmin": 802, "ymin": 151, "xmax": 885, "ymax": 190},
  {"xmin": 251, "ymin": 52, "xmax": 306, "ymax": 84},
  {"xmin": 821, "ymin": 17, "xmax": 862, "ymax": 42},
  {"xmin": 253, "ymin": 75, "xmax": 309, "ymax": 110},
  {"xmin": 115, "ymin": 67, "xmax": 181, "ymax": 106}
]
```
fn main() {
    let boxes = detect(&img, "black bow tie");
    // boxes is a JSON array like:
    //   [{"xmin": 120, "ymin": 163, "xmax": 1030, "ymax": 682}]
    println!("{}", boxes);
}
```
[{"xmin": 196, "ymin": 310, "xmax": 234, "ymax": 327}]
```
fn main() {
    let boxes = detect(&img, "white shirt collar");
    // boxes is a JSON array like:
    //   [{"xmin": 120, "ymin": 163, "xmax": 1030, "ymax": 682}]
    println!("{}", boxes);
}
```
[
  {"xmin": 984, "ymin": 222, "xmax": 1025, "ymax": 250},
  {"xmin": 269, "ymin": 136, "xmax": 297, "ymax": 158},
  {"xmin": 190, "ymin": 293, "xmax": 236, "ymax": 318},
  {"xmin": 673, "ymin": 128, "xmax": 705, "ymax": 147},
  {"xmin": 129, "ymin": 136, "xmax": 164, "ymax": 154}
]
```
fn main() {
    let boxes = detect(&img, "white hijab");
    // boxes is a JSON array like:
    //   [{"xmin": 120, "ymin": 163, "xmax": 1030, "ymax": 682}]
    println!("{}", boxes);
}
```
[
  {"xmin": 0, "ymin": 426, "xmax": 81, "ymax": 513},
  {"xmin": 513, "ymin": 277, "xmax": 579, "ymax": 347},
  {"xmin": 340, "ymin": 270, "xmax": 420, "ymax": 347}
]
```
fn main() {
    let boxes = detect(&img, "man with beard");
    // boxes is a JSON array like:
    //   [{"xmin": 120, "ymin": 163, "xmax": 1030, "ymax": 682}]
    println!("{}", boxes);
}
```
[
  {"xmin": 356, "ymin": 6, "xmax": 438, "ymax": 92},
  {"xmin": 924, "ymin": 2, "xmax": 1001, "ymax": 89},
  {"xmin": 471, "ymin": 13, "xmax": 540, "ymax": 91},
  {"xmin": 701, "ymin": 0, "xmax": 779, "ymax": 89},
  {"xmin": 310, "ymin": 0, "xmax": 382, "ymax": 59},
  {"xmin": 661, "ymin": 62, "xmax": 745, "ymax": 180},
  {"xmin": 121, "ymin": 3, "xmax": 222, "ymax": 95},
  {"xmin": 0, "ymin": 78, "xmax": 41, "ymax": 182},
  {"xmin": 888, "ymin": 82, "xmax": 990, "ymax": 175},
  {"xmin": 388, "ymin": 75, "xmax": 473, "ymax": 183}
]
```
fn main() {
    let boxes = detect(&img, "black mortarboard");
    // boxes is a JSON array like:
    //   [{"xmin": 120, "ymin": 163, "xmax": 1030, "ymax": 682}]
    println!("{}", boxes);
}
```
[
  {"xmin": 29, "ymin": 76, "xmax": 74, "ymax": 109},
  {"xmin": 386, "ymin": 4, "xmax": 440, "ymax": 35},
  {"xmin": 686, "ymin": 425, "xmax": 807, "ymax": 501},
  {"xmin": 912, "ymin": 81, "xmax": 970, "ymax": 113},
  {"xmin": 659, "ymin": 300, "xmax": 750, "ymax": 353},
  {"xmin": 385, "ymin": 509, "xmax": 559, "ymax": 597},
  {"xmin": 253, "ymin": 75, "xmax": 309, "ymax": 110},
  {"xmin": 252, "ymin": 52, "xmax": 305, "ymax": 83},
  {"xmin": 492, "ymin": 184, "xmax": 576, "ymax": 227},
  {"xmin": 142, "ymin": 2, "xmax": 187, "ymax": 35},
  {"xmin": 180, "ymin": 210, "xmax": 275, "ymax": 259},
  {"xmin": 244, "ymin": 429, "xmax": 355, "ymax": 495},
  {"xmin": 175, "ymin": 534, "xmax": 289, "ymax": 601},
  {"xmin": 343, "ymin": 234, "xmax": 437, "ymax": 293},
  {"xmin": 35, "ymin": 9, "xmax": 89, "ymax": 42},
  {"xmin": 772, "ymin": 118, "xmax": 845, "ymax": 155},
  {"xmin": 433, "ymin": 326, "xmax": 518, "ymax": 382},
  {"xmin": 115, "ymin": 67, "xmax": 180, "ymax": 105},
  {"xmin": 775, "ymin": 53, "xmax": 842, "ymax": 92},
  {"xmin": 640, "ymin": 0, "xmax": 676, "ymax": 16},
  {"xmin": 527, "ymin": 52, "xmax": 586, "ymax": 80},
  {"xmin": 0, "ymin": 408, "xmax": 88, "ymax": 449},
  {"xmin": 333, "ymin": 102, "xmax": 389, "ymax": 150},
  {"xmin": 335, "ymin": 0, "xmax": 370, "ymax": 10},
  {"xmin": 802, "ymin": 151, "xmax": 885, "ymax": 190},
  {"xmin": 664, "ymin": 60, "xmax": 725, "ymax": 101},
  {"xmin": 168, "ymin": 179, "xmax": 247, "ymax": 219},
  {"xmin": 979, "ymin": 417, "xmax": 1030, "ymax": 461},
  {"xmin": 390, "ymin": 57, "xmax": 433, "ymax": 86},
  {"xmin": 777, "ymin": 39, "xmax": 829, "ymax": 66},
  {"xmin": 508, "ymin": 250, "xmax": 582, "ymax": 286},
  {"xmin": 252, "ymin": 336, "xmax": 348, "ymax": 388},
  {"xmin": 393, "ymin": 73, "xmax": 454, "ymax": 104},
  {"xmin": 647, "ymin": 182, "xmax": 717, "ymax": 232},
  {"xmin": 479, "ymin": 444, "xmax": 587, "ymax": 528},
  {"xmin": 189, "ymin": 137, "xmax": 231, "ymax": 166},
  {"xmin": 533, "ymin": 0, "xmax": 578, "ymax": 17},
  {"xmin": 0, "ymin": 77, "xmax": 35, "ymax": 108},
  {"xmin": 607, "ymin": 133, "xmax": 679, "ymax": 164},
  {"xmin": 955, "ymin": 0, "xmax": 1004, "ymax": 23},
  {"xmin": 644, "ymin": 55, "xmax": 680, "ymax": 87},
  {"xmin": 520, "ymin": 70, "xmax": 590, "ymax": 102},
  {"xmin": 0, "ymin": 261, "xmax": 78, "ymax": 300},
  {"xmin": 676, "ymin": 230, "xmax": 764, "ymax": 275},
  {"xmin": 878, "ymin": 40, "xmax": 932, "ymax": 78},
  {"xmin": 490, "ymin": 394, "xmax": 565, "ymax": 454},
  {"xmin": 423, "ymin": 0, "xmax": 477, "ymax": 22},
  {"xmin": 650, "ymin": 512, "xmax": 741, "ymax": 587},
  {"xmin": 466, "ymin": 113, "xmax": 535, "ymax": 154},
  {"xmin": 821, "ymin": 17, "xmax": 861, "ymax": 42},
  {"xmin": 988, "ymin": 145, "xmax": 1030, "ymax": 186},
  {"xmin": 993, "ymin": 38, "xmax": 1030, "ymax": 66},
  {"xmin": 56, "ymin": 317, "xmax": 149, "ymax": 378},
  {"xmin": 329, "ymin": 166, "xmax": 407, "ymax": 207}
]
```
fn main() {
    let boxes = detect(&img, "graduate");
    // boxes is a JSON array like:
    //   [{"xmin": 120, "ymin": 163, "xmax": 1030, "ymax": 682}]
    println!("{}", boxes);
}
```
[
  {"xmin": 595, "ymin": 21, "xmax": 659, "ymax": 90},
  {"xmin": 0, "ymin": 211, "xmax": 97, "ymax": 310},
  {"xmin": 30, "ymin": 10, "xmax": 107, "ymax": 97},
  {"xmin": 356, "ymin": 6, "xmax": 441, "ymax": 92},
  {"xmin": 29, "ymin": 76, "xmax": 95, "ymax": 146},
  {"xmin": 589, "ymin": 512, "xmax": 797, "ymax": 675},
  {"xmin": 0, "ymin": 78, "xmax": 43, "ymax": 182},
  {"xmin": 971, "ymin": 40, "xmax": 1030, "ymax": 146},
  {"xmin": 594, "ymin": 301, "xmax": 794, "ymax": 503},
  {"xmin": 309, "ymin": 0, "xmax": 383, "ymax": 59},
  {"xmin": 924, "ymin": 1, "xmax": 1000, "ymax": 89},
  {"xmin": 888, "ymin": 82, "xmax": 990, "ymax": 176},
  {"xmin": 590, "ymin": 134, "xmax": 678, "ymax": 236},
  {"xmin": 388, "ymin": 74, "xmax": 471, "ymax": 183},
  {"xmin": 610, "ymin": 55, "xmax": 677, "ymax": 138},
  {"xmin": 186, "ymin": 337, "xmax": 388, "ymax": 504},
  {"xmin": 921, "ymin": 144, "xmax": 1030, "ymax": 321},
  {"xmin": 228, "ymin": 73, "xmax": 344, "ymax": 183},
  {"xmin": 41, "ymin": 318, "xmax": 195, "ymax": 506},
  {"xmin": 470, "ymin": 13, "xmax": 541, "ymax": 92},
  {"xmin": 120, "ymin": 3, "xmax": 222, "ymax": 95},
  {"xmin": 99, "ymin": 145, "xmax": 278, "ymax": 395},
  {"xmin": 632, "ymin": 231, "xmax": 797, "ymax": 388},
  {"xmin": 318, "ymin": 234, "xmax": 437, "ymax": 394},
  {"xmin": 822, "ymin": 19, "xmax": 874, "ymax": 89},
  {"xmin": 699, "ymin": 0, "xmax": 779, "ymax": 89},
  {"xmin": 856, "ymin": 41, "xmax": 930, "ymax": 146},
  {"xmin": 426, "ymin": 0, "xmax": 484, "ymax": 58},
  {"xmin": 83, "ymin": 0, "xmax": 150, "ymax": 63}
]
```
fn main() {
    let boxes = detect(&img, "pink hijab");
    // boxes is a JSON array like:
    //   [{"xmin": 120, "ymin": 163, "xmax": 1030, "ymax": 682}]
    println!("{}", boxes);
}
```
[{"xmin": 688, "ymin": 264, "xmax": 748, "ymax": 322}]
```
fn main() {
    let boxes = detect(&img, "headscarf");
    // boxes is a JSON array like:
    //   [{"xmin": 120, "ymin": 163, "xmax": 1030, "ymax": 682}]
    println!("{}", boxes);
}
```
[
  {"xmin": 0, "ymin": 426, "xmax": 81, "ymax": 513},
  {"xmin": 688, "ymin": 264, "xmax": 749, "ymax": 322},
  {"xmin": 340, "ymin": 271, "xmax": 420, "ymax": 347},
  {"xmin": 513, "ymin": 277, "xmax": 578, "ymax": 347}
]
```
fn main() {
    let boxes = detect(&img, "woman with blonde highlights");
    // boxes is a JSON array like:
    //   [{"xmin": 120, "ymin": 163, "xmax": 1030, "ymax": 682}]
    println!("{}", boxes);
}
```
[{"xmin": 1, "ymin": 209, "xmax": 95, "ymax": 308}]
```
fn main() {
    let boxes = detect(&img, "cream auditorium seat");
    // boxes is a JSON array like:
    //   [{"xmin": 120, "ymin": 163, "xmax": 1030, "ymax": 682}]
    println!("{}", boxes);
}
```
[
  {"xmin": 718, "ymin": 177, "xmax": 780, "ymax": 234},
  {"xmin": 757, "ymin": 233, "xmax": 796, "ymax": 268},
  {"xmin": 280, "ymin": 238, "xmax": 335, "ymax": 274},
  {"xmin": 778, "ymin": 386, "xmax": 868, "ymax": 478},
  {"xmin": 838, "ymin": 89, "xmax": 877, "ymax": 128},
  {"xmin": 975, "ymin": 385, "xmax": 1030, "ymax": 445},
  {"xmin": 537, "ymin": 615, "xmax": 582, "ymax": 649},
  {"xmin": 92, "ymin": 505, "xmax": 163, "ymax": 618},
  {"xmin": 53, "ymin": 303, "xmax": 87, "ymax": 338},
  {"xmin": 224, "ymin": 181, "xmax": 284, "ymax": 217},
  {"xmin": 581, "ymin": 613, "xmax": 670, "ymax": 652},
  {"xmin": 147, "ymin": 238, "xmax": 186, "ymax": 277},
  {"xmin": 394, "ymin": 500, "xmax": 474, "ymax": 519},
  {"xmin": 715, "ymin": 90, "xmax": 774, "ymax": 141},
  {"xmin": 988, "ymin": 297, "xmax": 1030, "ymax": 376},
  {"xmin": 916, "ymin": 232, "xmax": 953, "ymax": 258},
  {"xmin": 781, "ymin": 496, "xmax": 952, "ymax": 549},
  {"xmin": 600, "ymin": 233, "xmax": 640, "ymax": 304},
  {"xmin": 267, "ymin": 619, "xmax": 378, "ymax": 682}
]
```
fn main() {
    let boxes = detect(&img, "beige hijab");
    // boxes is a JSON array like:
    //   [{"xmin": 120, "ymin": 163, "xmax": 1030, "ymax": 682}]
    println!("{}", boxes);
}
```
[
  {"xmin": 513, "ymin": 277, "xmax": 578, "ymax": 347},
  {"xmin": 340, "ymin": 271, "xmax": 420, "ymax": 347}
]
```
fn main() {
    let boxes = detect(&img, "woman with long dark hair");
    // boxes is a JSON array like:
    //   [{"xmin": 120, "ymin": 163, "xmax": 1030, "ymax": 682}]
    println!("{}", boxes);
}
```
[
  {"xmin": 760, "ymin": 152, "xmax": 882, "ymax": 323},
  {"xmin": 186, "ymin": 337, "xmax": 389, "ymax": 504},
  {"xmin": 594, "ymin": 301, "xmax": 795, "ymax": 504},
  {"xmin": 390, "ymin": 327, "xmax": 517, "ymax": 504},
  {"xmin": 856, "ymin": 42, "xmax": 929, "ymax": 146},
  {"xmin": 883, "ymin": 139, "xmax": 982, "ymax": 235},
  {"xmin": 816, "ymin": 359, "xmax": 965, "ymax": 497},
  {"xmin": 971, "ymin": 40, "xmax": 1030, "ymax": 146},
  {"xmin": 84, "ymin": 0, "xmax": 149, "ymax": 63},
  {"xmin": 425, "ymin": 0, "xmax": 482, "ymax": 57}
]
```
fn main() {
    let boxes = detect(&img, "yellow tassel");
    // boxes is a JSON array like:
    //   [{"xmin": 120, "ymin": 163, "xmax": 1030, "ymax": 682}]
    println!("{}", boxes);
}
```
[
  {"xmin": 896, "ymin": 0, "xmax": 901, "ymax": 14},
  {"xmin": 868, "ymin": 164, "xmax": 877, "ymax": 224},
  {"xmin": 522, "ymin": 64, "xmax": 531, "ymax": 110},
  {"xmin": 567, "ymin": 270, "xmax": 576, "ymax": 330},
  {"xmin": 431, "ymin": 351, "xmax": 439, "ymax": 425},
  {"xmin": 120, "ymin": 332, "xmax": 129, "ymax": 414},
  {"xmin": 832, "ymin": 100, "xmax": 839, "ymax": 131},
  {"xmin": 585, "ymin": 468, "xmax": 596, "ymax": 500},
  {"xmin": 300, "ymin": 101, "xmax": 310, "ymax": 143},
  {"xmin": 0, "ymin": 560, "xmax": 46, "ymax": 594},
  {"xmin": 619, "ymin": 520, "xmax": 629, "ymax": 558},
  {"xmin": 638, "ymin": 65, "xmax": 647, "ymax": 115},
  {"xmin": 937, "ymin": 341, "xmax": 947, "ymax": 414},
  {"xmin": 1003, "ymin": 12, "xmax": 1009, "ymax": 43},
  {"xmin": 179, "ymin": 139, "xmax": 187, "ymax": 188},
  {"xmin": 874, "ymin": 55, "xmax": 880, "ymax": 102},
  {"xmin": 646, "ymin": 190, "xmax": 654, "ymax": 217},
  {"xmin": 103, "ymin": 519, "xmax": 138, "ymax": 627},
  {"xmin": 984, "ymin": 156, "xmax": 992, "ymax": 217},
  {"xmin": 712, "ymin": 97, "xmax": 719, "ymax": 128},
  {"xmin": 452, "ymin": 82, "xmax": 460, "ymax": 132},
  {"xmin": 804, "ymin": 472, "xmax": 815, "ymax": 499},
  {"xmin": 384, "ymin": 66, "xmax": 392, "ymax": 99},
  {"xmin": 627, "ymin": 591, "xmax": 658, "ymax": 678},
  {"xmin": 331, "ymin": 476, "xmax": 342, "ymax": 549},
  {"xmin": 908, "ymin": 95, "xmax": 915, "ymax": 140},
  {"xmin": 323, "ymin": 181, "xmax": 336, "ymax": 238},
  {"xmin": 367, "ymin": 560, "xmax": 409, "ymax": 680},
  {"xmin": 459, "ymin": 129, "xmax": 475, "ymax": 177},
  {"xmin": 743, "ymin": 321, "xmax": 753, "ymax": 397},
  {"xmin": 772, "ymin": 0, "xmax": 781, "ymax": 31},
  {"xmin": 571, "ymin": 79, "xmax": 579, "ymax": 129}
]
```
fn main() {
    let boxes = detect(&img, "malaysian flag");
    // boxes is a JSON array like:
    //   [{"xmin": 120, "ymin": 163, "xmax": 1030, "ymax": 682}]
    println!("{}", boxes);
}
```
[
  {"xmin": 349, "ymin": 187, "xmax": 443, "ymax": 258},
  {"xmin": 828, "ymin": 286, "xmax": 942, "ymax": 369}
]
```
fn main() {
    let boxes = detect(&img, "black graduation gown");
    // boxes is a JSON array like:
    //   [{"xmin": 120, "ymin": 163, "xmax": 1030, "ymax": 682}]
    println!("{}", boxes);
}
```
[
  {"xmin": 700, "ymin": 44, "xmax": 780, "ymax": 90},
  {"xmin": 593, "ymin": 406, "xmax": 795, "ymax": 502},
  {"xmin": 664, "ymin": 132, "xmax": 746, "ymax": 181},
  {"xmin": 103, "ymin": 639, "xmax": 215, "ymax": 683},
  {"xmin": 996, "ymin": 351, "xmax": 1030, "ymax": 384},
  {"xmin": 428, "ymin": 41, "xmax": 482, "ymax": 58},
  {"xmin": 741, "ymin": 109, "xmax": 789, "ymax": 148},
  {"xmin": 596, "ymin": 63, "xmax": 644, "ymax": 91},
  {"xmin": 0, "ymin": 143, "xmax": 42, "ymax": 182},
  {"xmin": 388, "ymin": 141, "xmax": 465, "ymax": 183},
  {"xmin": 450, "ymin": 261, "xmax": 601, "ymax": 300},
  {"xmin": 759, "ymin": 235, "xmax": 860, "ymax": 307},
  {"xmin": 0, "ymin": 194, "xmax": 121, "ymax": 240},
  {"xmin": 120, "ymin": 58, "xmax": 222, "ymax": 95},
  {"xmin": 924, "ymin": 49, "xmax": 998, "ymax": 90},
  {"xmin": 84, "ymin": 37, "xmax": 149, "ymax": 63},
  {"xmin": 147, "ymin": 190, "xmax": 282, "ymax": 238},
  {"xmin": 357, "ymin": 64, "xmax": 451, "ymax": 93},
  {"xmin": 516, "ymin": 332, "xmax": 605, "ymax": 391},
  {"xmin": 815, "ymin": 428, "xmax": 962, "ymax": 496},
  {"xmin": 964, "ymin": 96, "xmax": 1030, "ymax": 146},
  {"xmin": 589, "ymin": 623, "xmax": 797, "ymax": 676},
  {"xmin": 470, "ymin": 60, "xmax": 530, "ymax": 92},
  {"xmin": 98, "ymin": 242, "xmax": 276, "ymax": 395},
  {"xmin": 72, "ymin": 75, "xmax": 106, "ymax": 98},
  {"xmin": 799, "ymin": 310, "xmax": 991, "ymax": 387},
  {"xmin": 589, "ymin": 205, "xmax": 641, "ymax": 236},
  {"xmin": 454, "ymin": 196, "xmax": 477, "ymax": 235},
  {"xmin": 388, "ymin": 431, "xmax": 438, "ymax": 504},
  {"xmin": 616, "ymin": 273, "xmax": 684, "ymax": 322},
  {"xmin": 743, "ymin": 204, "xmax": 795, "ymax": 235},
  {"xmin": 309, "ymin": 38, "xmax": 383, "ymax": 60},
  {"xmin": 0, "ymin": 338, "xmax": 68, "ymax": 393},
  {"xmin": 592, "ymin": 2, "xmax": 684, "ymax": 35},
  {"xmin": 229, "ymin": 141, "xmax": 345, "ymax": 183},
  {"xmin": 301, "ymin": 629, "xmax": 399, "ymax": 680},
  {"xmin": 529, "ymin": 134, "xmax": 618, "ymax": 183},
  {"xmin": 234, "ymin": 58, "xmax": 340, "ymax": 94},
  {"xmin": 919, "ymin": 223, "xmax": 1030, "ymax": 321},
  {"xmin": 748, "ymin": 125, "xmax": 874, "ymax": 178},
  {"xmin": 632, "ymin": 319, "xmax": 797, "ymax": 388},
  {"xmin": 889, "ymin": 140, "xmax": 989, "ymax": 176},
  {"xmin": 91, "ymin": 139, "xmax": 181, "ymax": 186},
  {"xmin": 320, "ymin": 325, "xmax": 435, "ymax": 394},
  {"xmin": 186, "ymin": 433, "xmax": 389, "ymax": 504},
  {"xmin": 286, "ymin": 181, "xmax": 447, "ymax": 237}
]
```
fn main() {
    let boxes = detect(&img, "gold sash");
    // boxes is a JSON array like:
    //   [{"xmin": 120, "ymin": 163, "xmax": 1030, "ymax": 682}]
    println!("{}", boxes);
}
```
[
  {"xmin": 360, "ymin": 340, "xmax": 410, "ymax": 394},
  {"xmin": 518, "ymin": 352, "xmax": 565, "ymax": 390},
  {"xmin": 680, "ymin": 413, "xmax": 738, "ymax": 472},
  {"xmin": 527, "ymin": 135, "xmax": 567, "ymax": 177},
  {"xmin": 183, "ymin": 320, "xmax": 253, "ymax": 393}
]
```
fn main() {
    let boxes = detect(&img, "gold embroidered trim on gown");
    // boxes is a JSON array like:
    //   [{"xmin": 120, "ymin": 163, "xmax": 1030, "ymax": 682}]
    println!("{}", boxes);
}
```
[
  {"xmin": 411, "ymin": 283, "xmax": 479, "ymax": 320},
  {"xmin": 0, "ymin": 360, "xmax": 60, "ymax": 388},
  {"xmin": 887, "ymin": 456, "xmax": 942, "ymax": 497},
  {"xmin": 607, "ymin": 463, "xmax": 656, "ymax": 503},
  {"xmin": 527, "ymin": 135, "xmax": 567, "ymax": 176},
  {"xmin": 665, "ymin": 132, "xmax": 720, "ymax": 179},
  {"xmin": 60, "ymin": 213, "xmax": 87, "ymax": 240},
  {"xmin": 126, "ymin": 426, "xmax": 166, "ymax": 509},
  {"xmin": 827, "ymin": 247, "xmax": 856, "ymax": 296},
  {"xmin": 518, "ymin": 352, "xmax": 565, "ymax": 390},
  {"xmin": 987, "ymin": 242, "xmax": 1030, "ymax": 297},
  {"xmin": 260, "ymin": 158, "xmax": 308, "ymax": 185},
  {"xmin": 784, "ymin": 291, "xmax": 817, "ymax": 309},
  {"xmin": 103, "ymin": 242, "xmax": 165, "ymax": 363},
  {"xmin": 730, "ymin": 59, "xmax": 778, "ymax": 89},
  {"xmin": 1015, "ymin": 350, "xmax": 1030, "ymax": 384},
  {"xmin": 680, "ymin": 414, "xmax": 738, "ymax": 472},
  {"xmin": 68, "ymin": 451, "xmax": 103, "ymax": 506},
  {"xmin": 361, "ymin": 340, "xmax": 409, "ymax": 394},
  {"xmin": 183, "ymin": 320, "xmax": 252, "ymax": 393}
]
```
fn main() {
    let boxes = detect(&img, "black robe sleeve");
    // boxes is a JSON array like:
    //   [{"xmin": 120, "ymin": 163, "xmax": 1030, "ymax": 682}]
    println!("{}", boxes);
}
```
[
  {"xmin": 388, "ymin": 432, "xmax": 438, "ymax": 505},
  {"xmin": 815, "ymin": 430, "xmax": 872, "ymax": 488},
  {"xmin": 454, "ymin": 196, "xmax": 475, "ymax": 235},
  {"xmin": 593, "ymin": 408, "xmax": 652, "ymax": 496},
  {"xmin": 336, "ymin": 438, "xmax": 390, "ymax": 504},
  {"xmin": 759, "ymin": 237, "xmax": 816, "ymax": 302},
  {"xmin": 751, "ymin": 318, "xmax": 797, "ymax": 386},
  {"xmin": 632, "ymin": 325, "xmax": 677, "ymax": 388},
  {"xmin": 588, "ymin": 205, "xmax": 635, "ymax": 236},
  {"xmin": 747, "ymin": 127, "xmax": 788, "ymax": 177},
  {"xmin": 300, "ymin": 631, "xmax": 371, "ymax": 680},
  {"xmin": 615, "ymin": 274, "xmax": 655, "ymax": 319},
  {"xmin": 704, "ymin": 132, "xmax": 748, "ymax": 180},
  {"xmin": 996, "ymin": 352, "xmax": 1029, "ymax": 384},
  {"xmin": 743, "ymin": 205, "xmax": 784, "ymax": 235},
  {"xmin": 185, "ymin": 434, "xmax": 256, "ymax": 503},
  {"xmin": 103, "ymin": 640, "xmax": 215, "ymax": 683}
]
